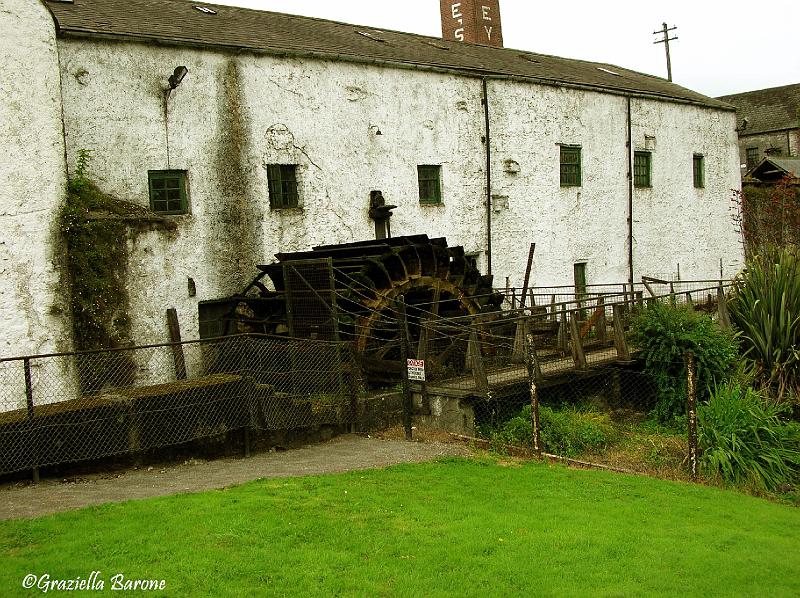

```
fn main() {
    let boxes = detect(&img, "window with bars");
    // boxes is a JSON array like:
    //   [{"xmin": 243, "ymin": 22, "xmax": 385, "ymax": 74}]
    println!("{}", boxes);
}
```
[
  {"xmin": 417, "ymin": 165, "xmax": 442, "ymax": 204},
  {"xmin": 560, "ymin": 145, "xmax": 581, "ymax": 187},
  {"xmin": 693, "ymin": 154, "xmax": 705, "ymax": 188},
  {"xmin": 633, "ymin": 151, "xmax": 651, "ymax": 188},
  {"xmin": 148, "ymin": 170, "xmax": 188, "ymax": 214},
  {"xmin": 746, "ymin": 147, "xmax": 759, "ymax": 169},
  {"xmin": 267, "ymin": 164, "xmax": 299, "ymax": 209}
]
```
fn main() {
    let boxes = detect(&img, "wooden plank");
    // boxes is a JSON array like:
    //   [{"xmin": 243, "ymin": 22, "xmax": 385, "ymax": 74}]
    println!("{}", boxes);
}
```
[
  {"xmin": 569, "ymin": 312, "xmax": 587, "ymax": 369},
  {"xmin": 612, "ymin": 304, "xmax": 631, "ymax": 361},
  {"xmin": 596, "ymin": 297, "xmax": 607, "ymax": 342},
  {"xmin": 518, "ymin": 243, "xmax": 536, "ymax": 309},
  {"xmin": 166, "ymin": 308, "xmax": 187, "ymax": 380}
]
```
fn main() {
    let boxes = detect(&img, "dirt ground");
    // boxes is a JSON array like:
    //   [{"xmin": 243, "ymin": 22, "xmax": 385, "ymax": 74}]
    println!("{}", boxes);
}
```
[{"xmin": 0, "ymin": 432, "xmax": 469, "ymax": 520}]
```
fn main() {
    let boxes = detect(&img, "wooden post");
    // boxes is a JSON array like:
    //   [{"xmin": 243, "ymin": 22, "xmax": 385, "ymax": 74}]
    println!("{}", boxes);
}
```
[
  {"xmin": 556, "ymin": 313, "xmax": 569, "ymax": 355},
  {"xmin": 596, "ymin": 296, "xmax": 607, "ymax": 342},
  {"xmin": 669, "ymin": 281, "xmax": 676, "ymax": 306},
  {"xmin": 549, "ymin": 294, "xmax": 556, "ymax": 321},
  {"xmin": 523, "ymin": 326, "xmax": 542, "ymax": 457},
  {"xmin": 397, "ymin": 296, "xmax": 413, "ymax": 440},
  {"xmin": 468, "ymin": 328, "xmax": 489, "ymax": 394},
  {"xmin": 24, "ymin": 358, "xmax": 39, "ymax": 483},
  {"xmin": 519, "ymin": 243, "xmax": 536, "ymax": 310},
  {"xmin": 636, "ymin": 291, "xmax": 644, "ymax": 308},
  {"xmin": 569, "ymin": 311, "xmax": 587, "ymax": 369},
  {"xmin": 685, "ymin": 291, "xmax": 694, "ymax": 310},
  {"xmin": 717, "ymin": 283, "xmax": 731, "ymax": 329},
  {"xmin": 166, "ymin": 308, "xmax": 187, "ymax": 380},
  {"xmin": 685, "ymin": 351, "xmax": 698, "ymax": 479},
  {"xmin": 416, "ymin": 317, "xmax": 431, "ymax": 415},
  {"xmin": 612, "ymin": 304, "xmax": 631, "ymax": 361},
  {"xmin": 511, "ymin": 318, "xmax": 526, "ymax": 364}
]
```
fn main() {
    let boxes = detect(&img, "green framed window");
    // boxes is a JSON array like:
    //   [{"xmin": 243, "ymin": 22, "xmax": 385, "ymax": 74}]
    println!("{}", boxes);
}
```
[
  {"xmin": 267, "ymin": 164, "xmax": 299, "ymax": 209},
  {"xmin": 633, "ymin": 151, "xmax": 651, "ymax": 188},
  {"xmin": 560, "ymin": 146, "xmax": 581, "ymax": 187},
  {"xmin": 417, "ymin": 165, "xmax": 442, "ymax": 205},
  {"xmin": 745, "ymin": 147, "xmax": 759, "ymax": 169},
  {"xmin": 148, "ymin": 170, "xmax": 188, "ymax": 214},
  {"xmin": 693, "ymin": 154, "xmax": 704, "ymax": 188}
]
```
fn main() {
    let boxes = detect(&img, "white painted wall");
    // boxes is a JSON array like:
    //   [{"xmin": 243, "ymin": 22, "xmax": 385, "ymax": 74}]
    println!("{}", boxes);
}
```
[
  {"xmin": 6, "ymin": 30, "xmax": 743, "ymax": 364},
  {"xmin": 0, "ymin": 0, "xmax": 75, "ymax": 408}
]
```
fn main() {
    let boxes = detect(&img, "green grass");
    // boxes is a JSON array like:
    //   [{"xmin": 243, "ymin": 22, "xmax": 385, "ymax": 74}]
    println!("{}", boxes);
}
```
[{"xmin": 2, "ymin": 457, "xmax": 799, "ymax": 597}]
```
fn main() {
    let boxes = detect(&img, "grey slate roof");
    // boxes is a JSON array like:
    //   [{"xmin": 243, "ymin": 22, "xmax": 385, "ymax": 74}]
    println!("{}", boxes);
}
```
[
  {"xmin": 744, "ymin": 157, "xmax": 800, "ymax": 181},
  {"xmin": 44, "ymin": 0, "xmax": 731, "ymax": 110},
  {"xmin": 718, "ymin": 83, "xmax": 800, "ymax": 135}
]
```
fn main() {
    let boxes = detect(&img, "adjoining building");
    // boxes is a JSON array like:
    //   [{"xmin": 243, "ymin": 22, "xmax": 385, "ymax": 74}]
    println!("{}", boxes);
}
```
[
  {"xmin": 717, "ymin": 83, "xmax": 800, "ymax": 171},
  {"xmin": 1, "ymin": 0, "xmax": 743, "ymax": 362}
]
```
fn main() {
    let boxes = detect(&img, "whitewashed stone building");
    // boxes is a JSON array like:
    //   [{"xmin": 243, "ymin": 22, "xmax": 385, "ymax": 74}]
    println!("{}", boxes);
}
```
[{"xmin": 1, "ymin": 0, "xmax": 743, "ymax": 360}]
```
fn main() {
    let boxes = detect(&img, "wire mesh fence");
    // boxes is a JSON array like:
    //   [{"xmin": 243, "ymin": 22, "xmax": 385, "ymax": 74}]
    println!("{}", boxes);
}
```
[
  {"xmin": 0, "ymin": 335, "xmax": 358, "ymax": 476},
  {"xmin": 470, "ymin": 362, "xmax": 695, "ymax": 478}
]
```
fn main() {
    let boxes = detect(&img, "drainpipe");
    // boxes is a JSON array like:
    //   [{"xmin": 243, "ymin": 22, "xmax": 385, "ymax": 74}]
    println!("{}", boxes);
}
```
[
  {"xmin": 482, "ymin": 77, "xmax": 493, "ymax": 276},
  {"xmin": 626, "ymin": 96, "xmax": 634, "ymax": 287}
]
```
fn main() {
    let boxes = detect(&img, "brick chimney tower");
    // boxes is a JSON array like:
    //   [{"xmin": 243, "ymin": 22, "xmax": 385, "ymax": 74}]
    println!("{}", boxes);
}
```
[{"xmin": 440, "ymin": 1, "xmax": 503, "ymax": 47}]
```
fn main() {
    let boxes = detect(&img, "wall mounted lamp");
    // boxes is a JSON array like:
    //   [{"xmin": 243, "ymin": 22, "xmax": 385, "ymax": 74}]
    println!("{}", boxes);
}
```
[{"xmin": 168, "ymin": 66, "xmax": 189, "ymax": 90}]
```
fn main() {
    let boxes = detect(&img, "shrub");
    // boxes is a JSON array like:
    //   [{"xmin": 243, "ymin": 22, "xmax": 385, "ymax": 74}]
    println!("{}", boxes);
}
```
[
  {"xmin": 628, "ymin": 303, "xmax": 739, "ymax": 423},
  {"xmin": 492, "ymin": 404, "xmax": 616, "ymax": 457},
  {"xmin": 698, "ymin": 382, "xmax": 800, "ymax": 491},
  {"xmin": 727, "ymin": 245, "xmax": 800, "ymax": 401}
]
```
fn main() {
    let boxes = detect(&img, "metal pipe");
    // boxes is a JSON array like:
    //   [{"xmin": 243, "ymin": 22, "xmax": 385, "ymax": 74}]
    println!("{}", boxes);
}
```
[
  {"xmin": 626, "ymin": 96, "xmax": 634, "ymax": 288},
  {"xmin": 482, "ymin": 77, "xmax": 493, "ymax": 276}
]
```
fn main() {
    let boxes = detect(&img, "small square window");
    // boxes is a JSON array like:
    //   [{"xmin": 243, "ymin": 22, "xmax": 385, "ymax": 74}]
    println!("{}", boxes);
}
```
[
  {"xmin": 267, "ymin": 164, "xmax": 299, "ymax": 209},
  {"xmin": 560, "ymin": 146, "xmax": 581, "ymax": 187},
  {"xmin": 417, "ymin": 165, "xmax": 442, "ymax": 205},
  {"xmin": 633, "ymin": 152, "xmax": 651, "ymax": 188},
  {"xmin": 148, "ymin": 170, "xmax": 188, "ymax": 214},
  {"xmin": 746, "ymin": 147, "xmax": 759, "ymax": 169},
  {"xmin": 693, "ymin": 154, "xmax": 704, "ymax": 188}
]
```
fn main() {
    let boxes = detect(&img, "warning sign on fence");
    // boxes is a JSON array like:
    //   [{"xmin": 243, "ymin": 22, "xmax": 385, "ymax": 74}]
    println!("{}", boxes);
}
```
[{"xmin": 406, "ymin": 359, "xmax": 426, "ymax": 382}]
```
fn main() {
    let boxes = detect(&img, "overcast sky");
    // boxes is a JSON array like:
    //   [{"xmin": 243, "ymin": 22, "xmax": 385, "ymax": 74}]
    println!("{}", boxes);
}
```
[{"xmin": 209, "ymin": 0, "xmax": 798, "ymax": 97}]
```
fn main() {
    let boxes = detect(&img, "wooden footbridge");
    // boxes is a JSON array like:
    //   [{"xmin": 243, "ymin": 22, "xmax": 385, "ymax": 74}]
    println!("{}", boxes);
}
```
[{"xmin": 410, "ymin": 279, "xmax": 732, "ymax": 400}]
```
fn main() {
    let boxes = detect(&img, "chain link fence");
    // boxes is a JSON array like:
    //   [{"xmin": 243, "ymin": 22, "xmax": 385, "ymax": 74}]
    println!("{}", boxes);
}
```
[{"xmin": 0, "ymin": 335, "xmax": 359, "ymax": 476}]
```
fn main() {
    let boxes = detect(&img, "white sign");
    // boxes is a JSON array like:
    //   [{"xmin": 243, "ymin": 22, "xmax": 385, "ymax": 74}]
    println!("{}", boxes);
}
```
[{"xmin": 406, "ymin": 359, "xmax": 426, "ymax": 382}]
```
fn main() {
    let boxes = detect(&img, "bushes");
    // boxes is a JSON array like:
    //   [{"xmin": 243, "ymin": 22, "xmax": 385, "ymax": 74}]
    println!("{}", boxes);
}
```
[
  {"xmin": 492, "ymin": 405, "xmax": 616, "ymax": 457},
  {"xmin": 698, "ymin": 383, "xmax": 800, "ymax": 491},
  {"xmin": 629, "ymin": 303, "xmax": 739, "ymax": 423},
  {"xmin": 727, "ymin": 245, "xmax": 800, "ymax": 401}
]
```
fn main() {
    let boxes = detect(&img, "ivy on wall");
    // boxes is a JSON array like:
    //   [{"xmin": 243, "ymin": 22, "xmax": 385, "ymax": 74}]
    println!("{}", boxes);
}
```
[{"xmin": 60, "ymin": 150, "xmax": 177, "ymax": 352}]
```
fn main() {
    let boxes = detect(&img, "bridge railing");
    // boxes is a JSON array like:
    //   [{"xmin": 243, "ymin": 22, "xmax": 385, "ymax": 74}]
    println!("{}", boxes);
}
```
[{"xmin": 422, "ymin": 280, "xmax": 734, "ymax": 390}]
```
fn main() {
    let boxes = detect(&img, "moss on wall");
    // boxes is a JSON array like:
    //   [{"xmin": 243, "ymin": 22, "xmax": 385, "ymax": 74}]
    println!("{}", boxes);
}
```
[{"xmin": 60, "ymin": 152, "xmax": 177, "ymax": 352}]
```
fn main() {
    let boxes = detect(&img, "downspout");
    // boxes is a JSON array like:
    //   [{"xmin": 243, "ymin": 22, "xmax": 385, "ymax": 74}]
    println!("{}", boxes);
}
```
[
  {"xmin": 482, "ymin": 77, "xmax": 492, "ymax": 276},
  {"xmin": 626, "ymin": 96, "xmax": 634, "ymax": 287}
]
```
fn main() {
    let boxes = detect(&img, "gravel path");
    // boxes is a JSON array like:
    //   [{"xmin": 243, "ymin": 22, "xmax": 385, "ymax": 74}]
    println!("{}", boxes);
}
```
[{"xmin": 0, "ymin": 435, "xmax": 469, "ymax": 520}]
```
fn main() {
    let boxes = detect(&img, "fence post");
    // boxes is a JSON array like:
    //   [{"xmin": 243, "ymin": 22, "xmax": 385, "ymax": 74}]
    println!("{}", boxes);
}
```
[
  {"xmin": 717, "ymin": 283, "xmax": 731, "ymax": 329},
  {"xmin": 468, "ymin": 328, "xmax": 489, "ymax": 394},
  {"xmin": 685, "ymin": 351, "xmax": 698, "ymax": 479},
  {"xmin": 397, "ymin": 296, "xmax": 413, "ymax": 441},
  {"xmin": 612, "ymin": 304, "xmax": 631, "ymax": 361},
  {"xmin": 24, "ymin": 358, "xmax": 39, "ymax": 483},
  {"xmin": 569, "ymin": 311, "xmax": 587, "ymax": 369},
  {"xmin": 523, "ymin": 326, "xmax": 542, "ymax": 457}
]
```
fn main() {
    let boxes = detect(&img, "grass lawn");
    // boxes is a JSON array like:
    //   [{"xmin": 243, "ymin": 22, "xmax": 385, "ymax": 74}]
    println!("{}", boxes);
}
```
[{"xmin": 1, "ymin": 457, "xmax": 798, "ymax": 597}]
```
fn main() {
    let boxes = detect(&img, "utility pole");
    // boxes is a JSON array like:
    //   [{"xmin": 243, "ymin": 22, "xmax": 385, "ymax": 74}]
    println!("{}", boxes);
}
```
[{"xmin": 653, "ymin": 22, "xmax": 678, "ymax": 82}]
